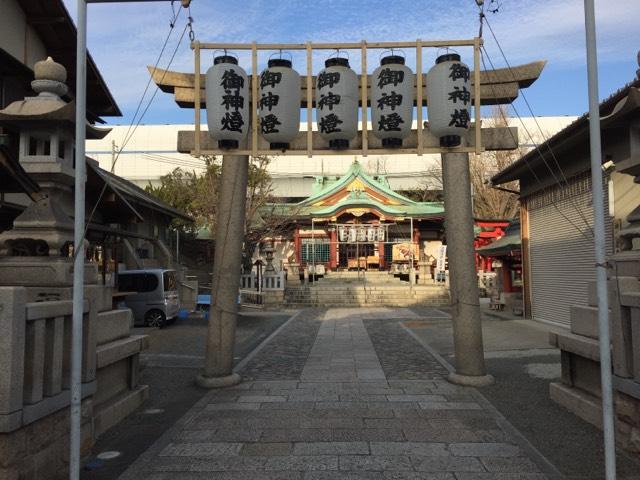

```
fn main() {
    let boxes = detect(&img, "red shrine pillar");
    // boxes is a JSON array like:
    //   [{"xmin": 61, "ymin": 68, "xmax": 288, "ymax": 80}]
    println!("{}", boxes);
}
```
[
  {"xmin": 502, "ymin": 261, "xmax": 513, "ymax": 293},
  {"xmin": 293, "ymin": 228, "xmax": 301, "ymax": 265},
  {"xmin": 329, "ymin": 229, "xmax": 337, "ymax": 271}
]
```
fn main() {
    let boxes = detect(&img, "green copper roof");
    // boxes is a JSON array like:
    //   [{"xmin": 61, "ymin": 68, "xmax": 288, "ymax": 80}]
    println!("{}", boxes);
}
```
[
  {"xmin": 300, "ymin": 161, "xmax": 421, "ymax": 207},
  {"xmin": 268, "ymin": 161, "xmax": 443, "ymax": 220}
]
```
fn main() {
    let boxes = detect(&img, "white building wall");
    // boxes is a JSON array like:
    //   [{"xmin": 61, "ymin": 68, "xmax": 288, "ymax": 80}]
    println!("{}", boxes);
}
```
[{"xmin": 86, "ymin": 117, "xmax": 577, "ymax": 197}]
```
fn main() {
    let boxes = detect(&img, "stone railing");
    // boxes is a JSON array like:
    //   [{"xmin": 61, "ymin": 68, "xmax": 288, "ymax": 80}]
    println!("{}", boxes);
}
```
[
  {"xmin": 263, "ymin": 272, "xmax": 286, "ymax": 290},
  {"xmin": 240, "ymin": 271, "xmax": 286, "ymax": 291},
  {"xmin": 240, "ymin": 272, "xmax": 257, "ymax": 290},
  {"xmin": 0, "ymin": 287, "xmax": 96, "ymax": 433},
  {"xmin": 239, "ymin": 272, "xmax": 286, "ymax": 307}
]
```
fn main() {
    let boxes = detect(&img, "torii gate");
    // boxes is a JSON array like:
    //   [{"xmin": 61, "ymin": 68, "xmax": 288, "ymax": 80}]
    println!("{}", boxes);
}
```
[{"xmin": 150, "ymin": 38, "xmax": 544, "ymax": 388}]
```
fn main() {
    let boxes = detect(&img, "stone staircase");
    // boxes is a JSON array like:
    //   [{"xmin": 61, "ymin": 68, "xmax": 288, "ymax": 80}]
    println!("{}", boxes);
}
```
[{"xmin": 284, "ymin": 271, "xmax": 450, "ymax": 307}]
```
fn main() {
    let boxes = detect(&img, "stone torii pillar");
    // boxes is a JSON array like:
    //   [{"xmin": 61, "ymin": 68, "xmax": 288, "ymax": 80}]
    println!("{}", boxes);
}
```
[
  {"xmin": 196, "ymin": 154, "xmax": 248, "ymax": 388},
  {"xmin": 442, "ymin": 144, "xmax": 493, "ymax": 386}
]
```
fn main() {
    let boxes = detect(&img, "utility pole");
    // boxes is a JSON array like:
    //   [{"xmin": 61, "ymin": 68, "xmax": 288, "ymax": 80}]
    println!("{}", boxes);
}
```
[
  {"xmin": 583, "ymin": 1, "xmax": 616, "ymax": 478},
  {"xmin": 110, "ymin": 139, "xmax": 118, "ymax": 172},
  {"xmin": 72, "ymin": 2, "xmax": 187, "ymax": 479}
]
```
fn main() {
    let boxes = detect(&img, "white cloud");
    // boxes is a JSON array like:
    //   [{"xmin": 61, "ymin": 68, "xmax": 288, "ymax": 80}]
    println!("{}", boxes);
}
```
[{"xmin": 60, "ymin": 0, "xmax": 639, "ymax": 119}]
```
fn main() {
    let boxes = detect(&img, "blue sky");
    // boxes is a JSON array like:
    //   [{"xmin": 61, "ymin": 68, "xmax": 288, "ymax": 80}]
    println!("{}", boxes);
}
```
[{"xmin": 61, "ymin": 0, "xmax": 639, "ymax": 125}]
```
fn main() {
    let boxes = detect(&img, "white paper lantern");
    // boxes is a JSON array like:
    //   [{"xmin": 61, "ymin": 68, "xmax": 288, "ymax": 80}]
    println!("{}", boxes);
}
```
[
  {"xmin": 367, "ymin": 227, "xmax": 376, "ymax": 242},
  {"xmin": 348, "ymin": 226, "xmax": 357, "ymax": 242},
  {"xmin": 357, "ymin": 227, "xmax": 367, "ymax": 242},
  {"xmin": 339, "ymin": 226, "xmax": 347, "ymax": 242},
  {"xmin": 316, "ymin": 57, "xmax": 358, "ymax": 150},
  {"xmin": 371, "ymin": 55, "xmax": 414, "ymax": 148},
  {"xmin": 259, "ymin": 58, "xmax": 301, "ymax": 150},
  {"xmin": 377, "ymin": 226, "xmax": 386, "ymax": 242},
  {"xmin": 205, "ymin": 55, "xmax": 249, "ymax": 149},
  {"xmin": 426, "ymin": 53, "xmax": 472, "ymax": 147}
]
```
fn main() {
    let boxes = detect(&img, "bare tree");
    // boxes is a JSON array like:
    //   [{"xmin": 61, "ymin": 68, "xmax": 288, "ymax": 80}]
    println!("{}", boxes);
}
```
[{"xmin": 405, "ymin": 107, "xmax": 522, "ymax": 219}]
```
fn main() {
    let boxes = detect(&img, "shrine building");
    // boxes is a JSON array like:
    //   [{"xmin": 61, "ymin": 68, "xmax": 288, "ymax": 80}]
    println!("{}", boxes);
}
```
[{"xmin": 260, "ymin": 161, "xmax": 446, "ymax": 272}]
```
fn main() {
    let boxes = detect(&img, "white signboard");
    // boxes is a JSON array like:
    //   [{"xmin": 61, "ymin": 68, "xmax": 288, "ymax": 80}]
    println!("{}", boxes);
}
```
[{"xmin": 436, "ymin": 245, "xmax": 447, "ymax": 272}]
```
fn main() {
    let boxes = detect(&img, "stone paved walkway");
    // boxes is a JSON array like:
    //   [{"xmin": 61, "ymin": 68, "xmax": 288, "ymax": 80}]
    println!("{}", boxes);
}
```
[{"xmin": 119, "ymin": 308, "xmax": 550, "ymax": 480}]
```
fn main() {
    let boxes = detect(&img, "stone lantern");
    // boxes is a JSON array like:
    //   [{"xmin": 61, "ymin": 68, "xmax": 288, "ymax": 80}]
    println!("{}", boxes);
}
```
[
  {"xmin": 0, "ymin": 57, "xmax": 110, "ymax": 289},
  {"xmin": 263, "ymin": 240, "xmax": 277, "ymax": 273}
]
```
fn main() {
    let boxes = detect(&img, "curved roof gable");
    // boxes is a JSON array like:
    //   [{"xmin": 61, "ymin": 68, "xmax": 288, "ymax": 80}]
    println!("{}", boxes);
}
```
[
  {"xmin": 299, "ymin": 161, "xmax": 420, "ymax": 208},
  {"xmin": 277, "ymin": 161, "xmax": 444, "ymax": 220}
]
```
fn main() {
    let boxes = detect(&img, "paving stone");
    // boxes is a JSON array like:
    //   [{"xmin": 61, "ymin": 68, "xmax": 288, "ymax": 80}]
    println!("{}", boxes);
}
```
[
  {"xmin": 159, "ymin": 442, "xmax": 243, "ymax": 457},
  {"xmin": 338, "ymin": 454, "xmax": 413, "ymax": 471},
  {"xmin": 264, "ymin": 455, "xmax": 339, "ymax": 471},
  {"xmin": 404, "ymin": 425, "xmax": 486, "ymax": 442},
  {"xmin": 238, "ymin": 395, "xmax": 287, "ymax": 403},
  {"xmin": 178, "ymin": 429, "xmax": 263, "ymax": 442},
  {"xmin": 331, "ymin": 428, "xmax": 405, "ymax": 442},
  {"xmin": 118, "ymin": 308, "xmax": 554, "ymax": 480},
  {"xmin": 260, "ymin": 429, "xmax": 333, "ymax": 442},
  {"xmin": 454, "ymin": 474, "xmax": 548, "ymax": 480},
  {"xmin": 150, "ymin": 456, "xmax": 268, "ymax": 472},
  {"xmin": 387, "ymin": 395, "xmax": 448, "ymax": 402},
  {"xmin": 147, "ymin": 473, "xmax": 303, "ymax": 480},
  {"xmin": 480, "ymin": 456, "xmax": 541, "ymax": 473},
  {"xmin": 293, "ymin": 442, "xmax": 369, "ymax": 455},
  {"xmin": 369, "ymin": 442, "xmax": 448, "ymax": 456},
  {"xmin": 299, "ymin": 418, "xmax": 364, "ymax": 429},
  {"xmin": 449, "ymin": 443, "xmax": 522, "ymax": 457},
  {"xmin": 411, "ymin": 456, "xmax": 485, "ymax": 472},
  {"xmin": 305, "ymin": 472, "xmax": 384, "ymax": 480},
  {"xmin": 205, "ymin": 402, "xmax": 262, "ymax": 411},
  {"xmin": 383, "ymin": 473, "xmax": 456, "ymax": 480},
  {"xmin": 418, "ymin": 402, "xmax": 482, "ymax": 410},
  {"xmin": 240, "ymin": 443, "xmax": 293, "ymax": 456}
]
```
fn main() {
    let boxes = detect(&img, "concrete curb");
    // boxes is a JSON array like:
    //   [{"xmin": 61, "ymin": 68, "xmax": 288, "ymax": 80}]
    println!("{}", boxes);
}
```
[{"xmin": 401, "ymin": 322, "xmax": 565, "ymax": 480}]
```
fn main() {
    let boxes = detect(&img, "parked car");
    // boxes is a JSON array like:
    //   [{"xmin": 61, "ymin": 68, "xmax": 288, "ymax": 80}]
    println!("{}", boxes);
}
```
[{"xmin": 117, "ymin": 269, "xmax": 180, "ymax": 327}]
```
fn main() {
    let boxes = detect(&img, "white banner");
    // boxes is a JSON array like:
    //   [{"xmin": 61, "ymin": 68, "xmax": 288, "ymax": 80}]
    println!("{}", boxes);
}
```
[{"xmin": 436, "ymin": 245, "xmax": 447, "ymax": 272}]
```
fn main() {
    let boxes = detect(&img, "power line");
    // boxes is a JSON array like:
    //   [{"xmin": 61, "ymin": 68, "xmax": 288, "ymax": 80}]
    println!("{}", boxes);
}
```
[
  {"xmin": 77, "ymin": 9, "xmax": 192, "ymax": 260},
  {"xmin": 477, "ymin": 9, "xmax": 594, "ymax": 234},
  {"xmin": 478, "ymin": 46, "xmax": 593, "ymax": 240}
]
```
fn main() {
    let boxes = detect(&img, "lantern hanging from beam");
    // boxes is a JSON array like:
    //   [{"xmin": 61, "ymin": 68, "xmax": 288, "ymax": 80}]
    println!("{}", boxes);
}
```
[
  {"xmin": 205, "ymin": 55, "xmax": 249, "ymax": 149},
  {"xmin": 426, "ymin": 53, "xmax": 471, "ymax": 147},
  {"xmin": 371, "ymin": 54, "xmax": 414, "ymax": 148},
  {"xmin": 316, "ymin": 56, "xmax": 358, "ymax": 150},
  {"xmin": 259, "ymin": 57, "xmax": 301, "ymax": 150}
]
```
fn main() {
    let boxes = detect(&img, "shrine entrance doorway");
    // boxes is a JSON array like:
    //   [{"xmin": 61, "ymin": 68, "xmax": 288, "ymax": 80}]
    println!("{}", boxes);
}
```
[{"xmin": 338, "ymin": 243, "xmax": 377, "ymax": 270}]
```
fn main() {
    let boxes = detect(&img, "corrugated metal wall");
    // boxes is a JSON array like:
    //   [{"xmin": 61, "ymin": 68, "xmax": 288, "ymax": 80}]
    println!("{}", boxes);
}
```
[{"xmin": 526, "ymin": 172, "xmax": 613, "ymax": 326}]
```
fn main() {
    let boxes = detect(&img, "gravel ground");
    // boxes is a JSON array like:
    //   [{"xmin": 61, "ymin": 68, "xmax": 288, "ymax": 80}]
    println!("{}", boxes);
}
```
[
  {"xmin": 239, "ymin": 308, "xmax": 324, "ymax": 380},
  {"xmin": 364, "ymin": 316, "xmax": 448, "ymax": 380}
]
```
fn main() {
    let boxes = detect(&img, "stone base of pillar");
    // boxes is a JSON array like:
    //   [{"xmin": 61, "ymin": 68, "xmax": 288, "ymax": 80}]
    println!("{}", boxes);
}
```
[
  {"xmin": 195, "ymin": 372, "xmax": 242, "ymax": 389},
  {"xmin": 447, "ymin": 372, "xmax": 495, "ymax": 387}
]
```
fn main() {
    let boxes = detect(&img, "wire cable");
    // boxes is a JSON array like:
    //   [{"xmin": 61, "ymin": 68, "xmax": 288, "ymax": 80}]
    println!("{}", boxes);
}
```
[
  {"xmin": 478, "ymin": 46, "xmax": 594, "ymax": 240},
  {"xmin": 75, "ymin": 13, "xmax": 191, "ymax": 261},
  {"xmin": 477, "ymin": 8, "xmax": 594, "ymax": 233}
]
